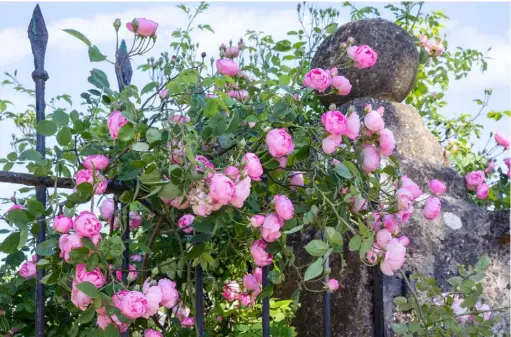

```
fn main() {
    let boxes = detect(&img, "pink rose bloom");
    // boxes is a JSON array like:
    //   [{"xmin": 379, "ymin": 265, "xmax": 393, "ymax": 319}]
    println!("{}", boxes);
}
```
[
  {"xmin": 472, "ymin": 301, "xmax": 492, "ymax": 322},
  {"xmin": 364, "ymin": 110, "xmax": 385, "ymax": 132},
  {"xmin": 380, "ymin": 238, "xmax": 406, "ymax": 276},
  {"xmin": 231, "ymin": 176, "xmax": 252, "ymax": 208},
  {"xmin": 326, "ymin": 279, "xmax": 339, "ymax": 292},
  {"xmin": 465, "ymin": 171, "xmax": 485, "ymax": 190},
  {"xmin": 261, "ymin": 213, "xmax": 282, "ymax": 243},
  {"xmin": 131, "ymin": 254, "xmax": 143, "ymax": 262},
  {"xmin": 100, "ymin": 198, "xmax": 115, "ymax": 221},
  {"xmin": 96, "ymin": 307, "xmax": 112, "ymax": 330},
  {"xmin": 330, "ymin": 76, "xmax": 351, "ymax": 95},
  {"xmin": 107, "ymin": 111, "xmax": 129, "ymax": 140},
  {"xmin": 428, "ymin": 179, "xmax": 446, "ymax": 196},
  {"xmin": 83, "ymin": 155, "xmax": 109, "ymax": 171},
  {"xmin": 250, "ymin": 239, "xmax": 273, "ymax": 266},
  {"xmin": 190, "ymin": 188, "xmax": 212, "ymax": 217},
  {"xmin": 225, "ymin": 166, "xmax": 240, "ymax": 181},
  {"xmin": 329, "ymin": 68, "xmax": 338, "ymax": 76},
  {"xmin": 75, "ymin": 169, "xmax": 108, "ymax": 195},
  {"xmin": 451, "ymin": 298, "xmax": 470, "ymax": 324},
  {"xmin": 195, "ymin": 155, "xmax": 215, "ymax": 172},
  {"xmin": 74, "ymin": 211, "xmax": 101, "ymax": 238},
  {"xmin": 347, "ymin": 45, "xmax": 377, "ymax": 69},
  {"xmin": 322, "ymin": 134, "xmax": 342, "ymax": 154},
  {"xmin": 224, "ymin": 45, "xmax": 240, "ymax": 58},
  {"xmin": 322, "ymin": 110, "xmax": 347, "ymax": 135},
  {"xmin": 366, "ymin": 249, "xmax": 378, "ymax": 264},
  {"xmin": 303, "ymin": 68, "xmax": 331, "ymax": 92},
  {"xmin": 126, "ymin": 18, "xmax": 158, "ymax": 37},
  {"xmin": 265, "ymin": 128, "xmax": 295, "ymax": 158},
  {"xmin": 345, "ymin": 112, "xmax": 360, "ymax": 140},
  {"xmin": 75, "ymin": 264, "xmax": 105, "ymax": 288},
  {"xmin": 275, "ymin": 156, "xmax": 288, "ymax": 169},
  {"xmin": 144, "ymin": 329, "xmax": 163, "ymax": 337},
  {"xmin": 290, "ymin": 172, "xmax": 304, "ymax": 189},
  {"xmin": 181, "ymin": 317, "xmax": 195, "ymax": 328},
  {"xmin": 397, "ymin": 206, "xmax": 414, "ymax": 224},
  {"xmin": 273, "ymin": 195, "xmax": 294, "ymax": 220},
  {"xmin": 476, "ymin": 183, "xmax": 489, "ymax": 200},
  {"xmin": 504, "ymin": 157, "xmax": 510, "ymax": 167},
  {"xmin": 121, "ymin": 291, "xmax": 148, "ymax": 319},
  {"xmin": 362, "ymin": 145, "xmax": 380, "ymax": 172},
  {"xmin": 223, "ymin": 281, "xmax": 240, "ymax": 301},
  {"xmin": 423, "ymin": 197, "xmax": 441, "ymax": 220},
  {"xmin": 379, "ymin": 128, "xmax": 396, "ymax": 157},
  {"xmin": 250, "ymin": 215, "xmax": 265, "ymax": 228},
  {"xmin": 376, "ymin": 229, "xmax": 393, "ymax": 248},
  {"xmin": 494, "ymin": 133, "xmax": 510, "ymax": 149},
  {"xmin": 158, "ymin": 278, "xmax": 179, "ymax": 308},
  {"xmin": 159, "ymin": 89, "xmax": 168, "ymax": 100},
  {"xmin": 400, "ymin": 176, "xmax": 423, "ymax": 199},
  {"xmin": 243, "ymin": 274, "xmax": 259, "ymax": 291},
  {"xmin": 216, "ymin": 59, "xmax": 240, "ymax": 76},
  {"xmin": 116, "ymin": 264, "xmax": 138, "ymax": 283},
  {"xmin": 178, "ymin": 214, "xmax": 195, "ymax": 233},
  {"xmin": 253, "ymin": 267, "xmax": 263, "ymax": 284},
  {"xmin": 228, "ymin": 90, "xmax": 249, "ymax": 102},
  {"xmin": 169, "ymin": 114, "xmax": 191, "ymax": 124},
  {"xmin": 53, "ymin": 215, "xmax": 73, "ymax": 234},
  {"xmin": 19, "ymin": 261, "xmax": 36, "ymax": 279},
  {"xmin": 59, "ymin": 233, "xmax": 84, "ymax": 262},
  {"xmin": 7, "ymin": 204, "xmax": 25, "ymax": 213},
  {"xmin": 243, "ymin": 153, "xmax": 263, "ymax": 181},
  {"xmin": 239, "ymin": 293, "xmax": 253, "ymax": 307},
  {"xmin": 383, "ymin": 214, "xmax": 399, "ymax": 233},
  {"xmin": 128, "ymin": 211, "xmax": 142, "ymax": 230},
  {"xmin": 396, "ymin": 188, "xmax": 414, "ymax": 213},
  {"xmin": 71, "ymin": 283, "xmax": 93, "ymax": 311},
  {"xmin": 398, "ymin": 236, "xmax": 410, "ymax": 247},
  {"xmin": 208, "ymin": 173, "xmax": 236, "ymax": 205},
  {"xmin": 350, "ymin": 196, "xmax": 367, "ymax": 213},
  {"xmin": 142, "ymin": 282, "xmax": 163, "ymax": 319},
  {"xmin": 168, "ymin": 195, "xmax": 190, "ymax": 210}
]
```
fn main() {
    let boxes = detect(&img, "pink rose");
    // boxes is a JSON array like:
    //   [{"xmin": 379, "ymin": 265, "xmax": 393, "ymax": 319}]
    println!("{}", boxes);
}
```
[
  {"xmin": 265, "ymin": 129, "xmax": 295, "ymax": 158},
  {"xmin": 223, "ymin": 281, "xmax": 240, "ymax": 301},
  {"xmin": 126, "ymin": 18, "xmax": 158, "ymax": 37},
  {"xmin": 107, "ymin": 111, "xmax": 129, "ymax": 140},
  {"xmin": 275, "ymin": 156, "xmax": 288, "ymax": 170},
  {"xmin": 495, "ymin": 133, "xmax": 510, "ymax": 149},
  {"xmin": 129, "ymin": 211, "xmax": 142, "ymax": 230},
  {"xmin": 96, "ymin": 307, "xmax": 112, "ymax": 330},
  {"xmin": 347, "ymin": 45, "xmax": 377, "ymax": 69},
  {"xmin": 83, "ymin": 155, "xmax": 109, "ymax": 171},
  {"xmin": 425, "ymin": 41, "xmax": 444, "ymax": 56},
  {"xmin": 273, "ymin": 195, "xmax": 294, "ymax": 220},
  {"xmin": 144, "ymin": 329, "xmax": 163, "ymax": 337},
  {"xmin": 224, "ymin": 45, "xmax": 240, "ymax": 58},
  {"xmin": 228, "ymin": 90, "xmax": 249, "ymax": 102},
  {"xmin": 366, "ymin": 249, "xmax": 378, "ymax": 264},
  {"xmin": 253, "ymin": 267, "xmax": 263, "ymax": 284},
  {"xmin": 181, "ymin": 317, "xmax": 195, "ymax": 328},
  {"xmin": 379, "ymin": 128, "xmax": 396, "ymax": 157},
  {"xmin": 116, "ymin": 264, "xmax": 138, "ymax": 283},
  {"xmin": 397, "ymin": 206, "xmax": 414, "ymax": 224},
  {"xmin": 168, "ymin": 195, "xmax": 190, "ymax": 210},
  {"xmin": 362, "ymin": 145, "xmax": 380, "ymax": 172},
  {"xmin": 350, "ymin": 196, "xmax": 367, "ymax": 213},
  {"xmin": 131, "ymin": 254, "xmax": 143, "ymax": 262},
  {"xmin": 100, "ymin": 198, "xmax": 115, "ymax": 221},
  {"xmin": 322, "ymin": 134, "xmax": 343, "ymax": 154},
  {"xmin": 53, "ymin": 215, "xmax": 73, "ymax": 234},
  {"xmin": 383, "ymin": 214, "xmax": 399, "ymax": 233},
  {"xmin": 159, "ymin": 89, "xmax": 168, "ymax": 100},
  {"xmin": 329, "ymin": 68, "xmax": 338, "ymax": 76},
  {"xmin": 485, "ymin": 160, "xmax": 496, "ymax": 174},
  {"xmin": 243, "ymin": 274, "xmax": 259, "ymax": 291},
  {"xmin": 7, "ymin": 204, "xmax": 25, "ymax": 213},
  {"xmin": 326, "ymin": 279, "xmax": 339, "ymax": 292},
  {"xmin": 59, "ymin": 233, "xmax": 84, "ymax": 262},
  {"xmin": 364, "ymin": 110, "xmax": 385, "ymax": 132},
  {"xmin": 225, "ymin": 166, "xmax": 240, "ymax": 181},
  {"xmin": 75, "ymin": 264, "xmax": 105, "ymax": 288},
  {"xmin": 428, "ymin": 179, "xmax": 446, "ymax": 196},
  {"xmin": 169, "ymin": 114, "xmax": 191, "ymax": 124},
  {"xmin": 476, "ymin": 183, "xmax": 489, "ymax": 200},
  {"xmin": 216, "ymin": 59, "xmax": 240, "ymax": 76},
  {"xmin": 178, "ymin": 214, "xmax": 195, "ymax": 233},
  {"xmin": 250, "ymin": 240, "xmax": 273, "ymax": 266},
  {"xmin": 142, "ymin": 282, "xmax": 162, "ymax": 319},
  {"xmin": 303, "ymin": 68, "xmax": 331, "ymax": 92},
  {"xmin": 398, "ymin": 236, "xmax": 410, "ymax": 247},
  {"xmin": 71, "ymin": 283, "xmax": 93, "ymax": 311},
  {"xmin": 75, "ymin": 169, "xmax": 108, "ymax": 195},
  {"xmin": 19, "ymin": 261, "xmax": 36, "ymax": 279},
  {"xmin": 451, "ymin": 298, "xmax": 470, "ymax": 324},
  {"xmin": 322, "ymin": 110, "xmax": 347, "ymax": 135},
  {"xmin": 261, "ymin": 213, "xmax": 282, "ymax": 243},
  {"xmin": 239, "ymin": 293, "xmax": 253, "ymax": 307},
  {"xmin": 345, "ymin": 112, "xmax": 360, "ymax": 140},
  {"xmin": 504, "ymin": 157, "xmax": 510, "ymax": 167},
  {"xmin": 250, "ymin": 215, "xmax": 265, "ymax": 228},
  {"xmin": 231, "ymin": 176, "xmax": 252, "ymax": 208},
  {"xmin": 289, "ymin": 172, "xmax": 304, "ymax": 189},
  {"xmin": 472, "ymin": 301, "xmax": 492, "ymax": 322},
  {"xmin": 208, "ymin": 173, "xmax": 235, "ymax": 205},
  {"xmin": 465, "ymin": 171, "xmax": 485, "ymax": 190},
  {"xmin": 74, "ymin": 211, "xmax": 102, "ymax": 238},
  {"xmin": 195, "ymin": 155, "xmax": 215, "ymax": 172},
  {"xmin": 121, "ymin": 291, "xmax": 148, "ymax": 319},
  {"xmin": 376, "ymin": 229, "xmax": 392, "ymax": 248},
  {"xmin": 423, "ymin": 197, "xmax": 441, "ymax": 220},
  {"xmin": 190, "ymin": 188, "xmax": 212, "ymax": 217},
  {"xmin": 330, "ymin": 76, "xmax": 351, "ymax": 95},
  {"xmin": 400, "ymin": 176, "xmax": 422, "ymax": 199},
  {"xmin": 243, "ymin": 153, "xmax": 263, "ymax": 181},
  {"xmin": 380, "ymin": 238, "xmax": 406, "ymax": 276},
  {"xmin": 396, "ymin": 188, "xmax": 414, "ymax": 213},
  {"xmin": 158, "ymin": 278, "xmax": 179, "ymax": 308}
]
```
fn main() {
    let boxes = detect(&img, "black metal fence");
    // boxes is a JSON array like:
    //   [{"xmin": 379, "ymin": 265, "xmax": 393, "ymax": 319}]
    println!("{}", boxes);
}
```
[{"xmin": 0, "ymin": 5, "xmax": 395, "ymax": 337}]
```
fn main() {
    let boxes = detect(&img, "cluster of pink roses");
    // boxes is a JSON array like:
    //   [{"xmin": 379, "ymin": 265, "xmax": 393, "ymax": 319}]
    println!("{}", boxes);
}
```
[
  {"xmin": 222, "ymin": 268, "xmax": 263, "ymax": 308},
  {"xmin": 215, "ymin": 47, "xmax": 252, "ymax": 102},
  {"xmin": 465, "ymin": 170, "xmax": 490, "ymax": 200},
  {"xmin": 303, "ymin": 67, "xmax": 351, "ymax": 95},
  {"xmin": 220, "ymin": 39, "xmax": 245, "ymax": 59},
  {"xmin": 418, "ymin": 35, "xmax": 444, "ymax": 56},
  {"xmin": 74, "ymin": 155, "xmax": 110, "ymax": 194},
  {"xmin": 434, "ymin": 293, "xmax": 492, "ymax": 325},
  {"xmin": 57, "ymin": 211, "xmax": 103, "ymax": 262}
]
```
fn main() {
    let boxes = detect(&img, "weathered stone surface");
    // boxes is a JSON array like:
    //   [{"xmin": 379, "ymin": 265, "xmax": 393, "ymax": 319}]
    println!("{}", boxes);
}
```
[{"xmin": 311, "ymin": 19, "xmax": 419, "ymax": 106}]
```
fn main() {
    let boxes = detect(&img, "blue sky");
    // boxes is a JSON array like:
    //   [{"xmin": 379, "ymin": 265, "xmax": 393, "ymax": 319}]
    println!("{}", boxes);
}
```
[{"xmin": 0, "ymin": 1, "xmax": 509, "ymax": 219}]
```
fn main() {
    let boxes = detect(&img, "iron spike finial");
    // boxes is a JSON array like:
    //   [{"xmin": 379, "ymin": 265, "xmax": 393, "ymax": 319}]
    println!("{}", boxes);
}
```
[
  {"xmin": 115, "ymin": 39, "xmax": 133, "ymax": 91},
  {"xmin": 28, "ymin": 4, "xmax": 49, "ymax": 75}
]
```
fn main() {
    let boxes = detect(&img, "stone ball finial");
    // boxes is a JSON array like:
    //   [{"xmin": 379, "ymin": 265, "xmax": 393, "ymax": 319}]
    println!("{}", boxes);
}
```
[{"xmin": 311, "ymin": 18, "xmax": 419, "ymax": 106}]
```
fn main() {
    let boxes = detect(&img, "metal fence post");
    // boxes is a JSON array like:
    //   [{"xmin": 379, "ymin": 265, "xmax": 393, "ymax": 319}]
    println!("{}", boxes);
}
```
[
  {"xmin": 262, "ymin": 265, "xmax": 270, "ymax": 337},
  {"xmin": 322, "ymin": 232, "xmax": 331, "ymax": 337},
  {"xmin": 195, "ymin": 264, "xmax": 204, "ymax": 335},
  {"xmin": 28, "ymin": 5, "xmax": 48, "ymax": 337}
]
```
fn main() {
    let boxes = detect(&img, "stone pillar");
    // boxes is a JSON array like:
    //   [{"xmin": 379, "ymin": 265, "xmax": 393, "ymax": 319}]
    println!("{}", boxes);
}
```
[{"xmin": 277, "ymin": 17, "xmax": 510, "ymax": 337}]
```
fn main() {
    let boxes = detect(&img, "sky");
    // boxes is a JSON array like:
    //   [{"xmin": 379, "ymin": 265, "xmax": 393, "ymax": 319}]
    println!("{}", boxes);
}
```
[{"xmin": 0, "ymin": 1, "xmax": 509, "ymax": 222}]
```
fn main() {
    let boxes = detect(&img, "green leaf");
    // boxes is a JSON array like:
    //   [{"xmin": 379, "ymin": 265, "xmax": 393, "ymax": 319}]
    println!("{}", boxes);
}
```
[
  {"xmin": 118, "ymin": 165, "xmax": 141, "ymax": 181},
  {"xmin": 279, "ymin": 75, "xmax": 290, "ymax": 86},
  {"xmin": 304, "ymin": 258, "xmax": 324, "ymax": 281},
  {"xmin": 88, "ymin": 69, "xmax": 110, "ymax": 90},
  {"xmin": 63, "ymin": 29, "xmax": 91, "ymax": 47},
  {"xmin": 40, "ymin": 269, "xmax": 61, "ymax": 285},
  {"xmin": 88, "ymin": 45, "xmax": 107, "ymax": 62},
  {"xmin": 77, "ymin": 282, "xmax": 99, "ymax": 298},
  {"xmin": 393, "ymin": 296, "xmax": 408, "ymax": 306},
  {"xmin": 103, "ymin": 324, "xmax": 120, "ymax": 337},
  {"xmin": 141, "ymin": 82, "xmax": 157, "ymax": 96},
  {"xmin": 304, "ymin": 240, "xmax": 329, "ymax": 257},
  {"xmin": 325, "ymin": 23, "xmax": 338, "ymax": 34},
  {"xmin": 57, "ymin": 127, "xmax": 72, "ymax": 146},
  {"xmin": 3, "ymin": 162, "xmax": 13, "ymax": 171},
  {"xmin": 7, "ymin": 152, "xmax": 17, "ymax": 161},
  {"xmin": 447, "ymin": 276, "xmax": 463, "ymax": 286},
  {"xmin": 132, "ymin": 142, "xmax": 149, "ymax": 152},
  {"xmin": 146, "ymin": 128, "xmax": 161, "ymax": 144},
  {"xmin": 255, "ymin": 285, "xmax": 274, "ymax": 301},
  {"xmin": 159, "ymin": 182, "xmax": 181, "ymax": 199},
  {"xmin": 117, "ymin": 123, "xmax": 136, "ymax": 142},
  {"xmin": 76, "ymin": 306, "xmax": 96, "ymax": 324},
  {"xmin": 7, "ymin": 209, "xmax": 33, "ymax": 229},
  {"xmin": 419, "ymin": 47, "xmax": 429, "ymax": 64},
  {"xmin": 348, "ymin": 235, "xmax": 361, "ymax": 251},
  {"xmin": 28, "ymin": 199, "xmax": 45, "ymax": 216},
  {"xmin": 36, "ymin": 120, "xmax": 57, "ymax": 136},
  {"xmin": 474, "ymin": 254, "xmax": 490, "ymax": 272},
  {"xmin": 392, "ymin": 323, "xmax": 409, "ymax": 334},
  {"xmin": 204, "ymin": 99, "xmax": 218, "ymax": 117},
  {"xmin": 35, "ymin": 238, "xmax": 58, "ymax": 256},
  {"xmin": 325, "ymin": 227, "xmax": 343, "ymax": 247},
  {"xmin": 19, "ymin": 149, "xmax": 42, "ymax": 161},
  {"xmin": 334, "ymin": 163, "xmax": 352, "ymax": 179},
  {"xmin": 0, "ymin": 232, "xmax": 20, "ymax": 254},
  {"xmin": 52, "ymin": 109, "xmax": 70, "ymax": 127}
]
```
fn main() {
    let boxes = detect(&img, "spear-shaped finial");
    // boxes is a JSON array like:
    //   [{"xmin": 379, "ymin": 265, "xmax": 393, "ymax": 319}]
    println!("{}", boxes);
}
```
[
  {"xmin": 115, "ymin": 39, "xmax": 133, "ymax": 91},
  {"xmin": 28, "ymin": 4, "xmax": 49, "ymax": 75}
]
